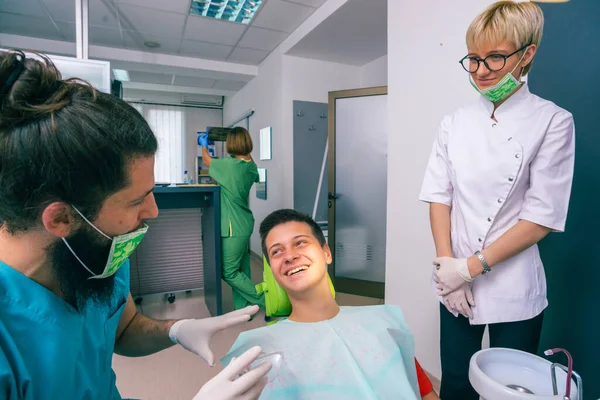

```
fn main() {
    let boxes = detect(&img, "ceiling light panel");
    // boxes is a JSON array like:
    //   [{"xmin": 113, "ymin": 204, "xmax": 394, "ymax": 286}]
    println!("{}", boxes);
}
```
[{"xmin": 189, "ymin": 0, "xmax": 263, "ymax": 24}]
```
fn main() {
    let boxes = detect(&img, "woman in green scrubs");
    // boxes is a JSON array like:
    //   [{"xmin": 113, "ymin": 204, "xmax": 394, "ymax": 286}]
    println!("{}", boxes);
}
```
[{"xmin": 200, "ymin": 127, "xmax": 265, "ymax": 310}]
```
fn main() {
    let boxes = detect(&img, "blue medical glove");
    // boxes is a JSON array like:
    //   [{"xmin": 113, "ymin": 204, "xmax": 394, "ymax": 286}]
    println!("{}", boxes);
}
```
[{"xmin": 198, "ymin": 132, "xmax": 209, "ymax": 147}]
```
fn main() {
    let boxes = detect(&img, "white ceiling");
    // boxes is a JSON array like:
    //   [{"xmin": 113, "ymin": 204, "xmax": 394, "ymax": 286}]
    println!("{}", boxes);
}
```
[
  {"xmin": 286, "ymin": 0, "xmax": 386, "ymax": 66},
  {"xmin": 0, "ymin": 0, "xmax": 327, "ymax": 93}
]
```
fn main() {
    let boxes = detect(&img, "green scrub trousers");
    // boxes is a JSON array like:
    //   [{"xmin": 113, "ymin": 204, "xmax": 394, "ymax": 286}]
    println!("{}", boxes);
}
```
[
  {"xmin": 210, "ymin": 157, "xmax": 265, "ymax": 310},
  {"xmin": 221, "ymin": 236, "xmax": 264, "ymax": 310}
]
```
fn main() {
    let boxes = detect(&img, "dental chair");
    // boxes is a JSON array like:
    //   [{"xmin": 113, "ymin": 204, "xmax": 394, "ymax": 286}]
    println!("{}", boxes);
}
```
[{"xmin": 255, "ymin": 257, "xmax": 335, "ymax": 322}]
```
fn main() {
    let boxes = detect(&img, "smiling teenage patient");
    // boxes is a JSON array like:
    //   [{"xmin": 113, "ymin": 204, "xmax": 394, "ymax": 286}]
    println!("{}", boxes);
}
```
[{"xmin": 223, "ymin": 209, "xmax": 439, "ymax": 400}]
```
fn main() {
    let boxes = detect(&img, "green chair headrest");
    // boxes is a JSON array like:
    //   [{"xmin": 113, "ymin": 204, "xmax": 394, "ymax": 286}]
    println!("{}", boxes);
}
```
[{"xmin": 256, "ymin": 256, "xmax": 335, "ymax": 318}]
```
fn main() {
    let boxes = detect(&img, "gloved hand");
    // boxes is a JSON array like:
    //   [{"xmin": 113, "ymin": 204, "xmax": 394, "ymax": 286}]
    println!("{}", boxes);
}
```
[
  {"xmin": 433, "ymin": 257, "xmax": 472, "ymax": 295},
  {"xmin": 441, "ymin": 282, "xmax": 475, "ymax": 319},
  {"xmin": 198, "ymin": 132, "xmax": 209, "ymax": 147},
  {"xmin": 170, "ymin": 305, "xmax": 259, "ymax": 366},
  {"xmin": 193, "ymin": 346, "xmax": 271, "ymax": 400}
]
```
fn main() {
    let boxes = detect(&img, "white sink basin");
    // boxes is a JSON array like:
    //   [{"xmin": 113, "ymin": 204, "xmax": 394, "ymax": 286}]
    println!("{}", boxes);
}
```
[{"xmin": 469, "ymin": 348, "xmax": 579, "ymax": 400}]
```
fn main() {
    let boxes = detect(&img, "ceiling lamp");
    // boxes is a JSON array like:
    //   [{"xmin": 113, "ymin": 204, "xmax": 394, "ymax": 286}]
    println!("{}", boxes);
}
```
[{"xmin": 189, "ymin": 0, "xmax": 263, "ymax": 24}]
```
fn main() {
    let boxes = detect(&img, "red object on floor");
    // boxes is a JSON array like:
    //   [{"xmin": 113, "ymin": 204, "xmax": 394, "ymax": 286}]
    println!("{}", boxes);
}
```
[{"xmin": 415, "ymin": 358, "xmax": 434, "ymax": 396}]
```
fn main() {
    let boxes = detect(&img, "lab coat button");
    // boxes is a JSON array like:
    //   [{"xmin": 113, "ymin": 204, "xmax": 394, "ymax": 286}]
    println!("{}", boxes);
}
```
[
  {"xmin": 492, "ymin": 123, "xmax": 497, "ymax": 128},
  {"xmin": 497, "ymin": 199, "xmax": 503, "ymax": 204},
  {"xmin": 478, "ymin": 238, "xmax": 483, "ymax": 243},
  {"xmin": 508, "ymin": 177, "xmax": 514, "ymax": 182},
  {"xmin": 487, "ymin": 217, "xmax": 492, "ymax": 222},
  {"xmin": 515, "ymin": 153, "xmax": 521, "ymax": 159},
  {"xmin": 508, "ymin": 137, "xmax": 513, "ymax": 141}
]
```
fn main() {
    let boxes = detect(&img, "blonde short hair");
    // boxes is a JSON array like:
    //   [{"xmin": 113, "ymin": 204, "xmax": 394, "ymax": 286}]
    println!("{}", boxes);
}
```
[{"xmin": 467, "ymin": 1, "xmax": 544, "ymax": 75}]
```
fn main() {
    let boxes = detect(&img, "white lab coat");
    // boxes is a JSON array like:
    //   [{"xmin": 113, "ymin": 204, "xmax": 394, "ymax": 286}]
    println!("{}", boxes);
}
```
[{"xmin": 419, "ymin": 84, "xmax": 575, "ymax": 325}]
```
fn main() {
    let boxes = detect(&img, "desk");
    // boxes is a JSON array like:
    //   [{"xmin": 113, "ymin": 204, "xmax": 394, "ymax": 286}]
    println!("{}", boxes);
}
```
[{"xmin": 130, "ymin": 185, "xmax": 223, "ymax": 316}]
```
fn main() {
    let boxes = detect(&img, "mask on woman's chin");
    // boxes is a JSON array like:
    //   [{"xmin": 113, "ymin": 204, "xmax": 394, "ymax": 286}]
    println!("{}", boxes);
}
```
[
  {"xmin": 470, "ymin": 50, "xmax": 528, "ymax": 103},
  {"xmin": 470, "ymin": 72, "xmax": 521, "ymax": 103}
]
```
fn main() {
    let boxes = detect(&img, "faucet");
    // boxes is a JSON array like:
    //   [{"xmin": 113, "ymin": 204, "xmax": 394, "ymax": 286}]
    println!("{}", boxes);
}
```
[{"xmin": 544, "ymin": 348, "xmax": 583, "ymax": 400}]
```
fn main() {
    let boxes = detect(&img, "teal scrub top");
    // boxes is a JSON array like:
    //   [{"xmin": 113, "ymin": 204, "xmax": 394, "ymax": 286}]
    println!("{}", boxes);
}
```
[
  {"xmin": 209, "ymin": 157, "xmax": 259, "ymax": 237},
  {"xmin": 0, "ymin": 260, "xmax": 130, "ymax": 400}
]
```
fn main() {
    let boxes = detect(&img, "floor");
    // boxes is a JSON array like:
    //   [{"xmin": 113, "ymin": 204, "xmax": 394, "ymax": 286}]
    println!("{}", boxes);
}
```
[{"xmin": 112, "ymin": 257, "xmax": 438, "ymax": 400}]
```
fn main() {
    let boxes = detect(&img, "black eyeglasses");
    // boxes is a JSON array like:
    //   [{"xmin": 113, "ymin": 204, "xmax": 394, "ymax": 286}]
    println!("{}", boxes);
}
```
[{"xmin": 459, "ymin": 43, "xmax": 531, "ymax": 73}]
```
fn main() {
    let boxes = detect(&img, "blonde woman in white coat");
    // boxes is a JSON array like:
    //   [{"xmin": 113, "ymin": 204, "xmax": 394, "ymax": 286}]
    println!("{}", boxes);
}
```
[{"xmin": 419, "ymin": 2, "xmax": 575, "ymax": 399}]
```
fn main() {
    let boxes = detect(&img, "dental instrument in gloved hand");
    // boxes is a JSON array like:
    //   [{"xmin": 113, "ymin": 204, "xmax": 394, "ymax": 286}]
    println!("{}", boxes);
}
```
[
  {"xmin": 194, "ymin": 346, "xmax": 271, "ymax": 400},
  {"xmin": 433, "ymin": 257, "xmax": 473, "ymax": 295},
  {"xmin": 442, "ymin": 282, "xmax": 475, "ymax": 319},
  {"xmin": 170, "ymin": 305, "xmax": 259, "ymax": 366}
]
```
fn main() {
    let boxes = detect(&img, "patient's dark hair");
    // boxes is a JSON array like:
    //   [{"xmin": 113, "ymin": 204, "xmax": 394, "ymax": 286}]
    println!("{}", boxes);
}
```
[
  {"xmin": 259, "ymin": 209, "xmax": 326, "ymax": 260},
  {"xmin": 0, "ymin": 50, "xmax": 157, "ymax": 234}
]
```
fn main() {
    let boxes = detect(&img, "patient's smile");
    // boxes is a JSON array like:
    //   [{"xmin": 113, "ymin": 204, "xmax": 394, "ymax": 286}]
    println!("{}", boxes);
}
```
[{"xmin": 285, "ymin": 265, "xmax": 309, "ymax": 277}]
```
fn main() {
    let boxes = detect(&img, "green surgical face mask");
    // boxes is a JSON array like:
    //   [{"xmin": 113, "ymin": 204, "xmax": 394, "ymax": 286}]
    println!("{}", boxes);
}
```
[
  {"xmin": 62, "ymin": 206, "xmax": 148, "ymax": 280},
  {"xmin": 470, "ymin": 49, "xmax": 528, "ymax": 103}
]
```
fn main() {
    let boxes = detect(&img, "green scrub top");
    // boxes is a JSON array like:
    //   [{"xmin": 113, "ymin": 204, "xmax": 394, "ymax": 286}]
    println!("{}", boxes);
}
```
[
  {"xmin": 209, "ymin": 157, "xmax": 259, "ymax": 237},
  {"xmin": 0, "ymin": 260, "xmax": 130, "ymax": 400}
]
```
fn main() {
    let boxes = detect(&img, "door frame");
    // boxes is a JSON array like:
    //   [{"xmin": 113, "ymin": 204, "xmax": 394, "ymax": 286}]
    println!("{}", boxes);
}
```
[{"xmin": 327, "ymin": 86, "xmax": 388, "ymax": 299}]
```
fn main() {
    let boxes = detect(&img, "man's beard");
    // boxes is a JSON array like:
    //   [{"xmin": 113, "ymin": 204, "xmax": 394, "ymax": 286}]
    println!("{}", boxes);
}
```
[{"xmin": 48, "ymin": 223, "xmax": 116, "ymax": 312}]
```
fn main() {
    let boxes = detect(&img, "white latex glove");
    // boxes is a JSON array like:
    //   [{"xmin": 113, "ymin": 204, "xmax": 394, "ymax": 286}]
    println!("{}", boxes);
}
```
[
  {"xmin": 170, "ymin": 305, "xmax": 259, "ymax": 366},
  {"xmin": 193, "ymin": 346, "xmax": 271, "ymax": 400},
  {"xmin": 441, "ymin": 283, "xmax": 476, "ymax": 319},
  {"xmin": 433, "ymin": 257, "xmax": 472, "ymax": 295}
]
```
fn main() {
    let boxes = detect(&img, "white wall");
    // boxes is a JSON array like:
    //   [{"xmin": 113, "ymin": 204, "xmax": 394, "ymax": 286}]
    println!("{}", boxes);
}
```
[
  {"xmin": 282, "ymin": 55, "xmax": 361, "ymax": 104},
  {"xmin": 385, "ymin": 0, "xmax": 495, "ymax": 379},
  {"xmin": 361, "ymin": 55, "xmax": 388, "ymax": 87}
]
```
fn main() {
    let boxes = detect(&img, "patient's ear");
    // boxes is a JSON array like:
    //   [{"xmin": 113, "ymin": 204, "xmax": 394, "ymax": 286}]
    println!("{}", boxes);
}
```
[{"xmin": 322, "ymin": 243, "xmax": 332, "ymax": 264}]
